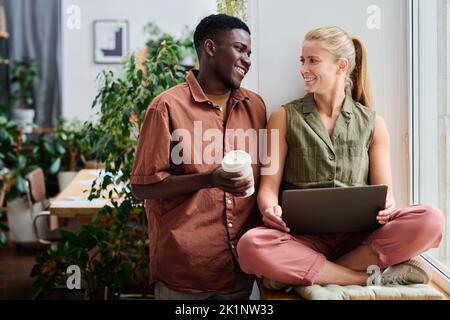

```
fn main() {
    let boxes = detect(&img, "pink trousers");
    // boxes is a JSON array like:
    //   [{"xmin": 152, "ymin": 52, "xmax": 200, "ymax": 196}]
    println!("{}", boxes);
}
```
[{"xmin": 237, "ymin": 205, "xmax": 445, "ymax": 286}]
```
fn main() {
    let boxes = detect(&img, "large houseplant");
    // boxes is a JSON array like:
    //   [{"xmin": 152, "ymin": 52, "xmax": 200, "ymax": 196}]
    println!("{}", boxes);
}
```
[
  {"xmin": 31, "ymin": 26, "xmax": 193, "ymax": 299},
  {"xmin": 0, "ymin": 106, "xmax": 42, "ymax": 244},
  {"xmin": 10, "ymin": 58, "xmax": 39, "ymax": 131},
  {"xmin": 0, "ymin": 109, "xmax": 36, "ymax": 200}
]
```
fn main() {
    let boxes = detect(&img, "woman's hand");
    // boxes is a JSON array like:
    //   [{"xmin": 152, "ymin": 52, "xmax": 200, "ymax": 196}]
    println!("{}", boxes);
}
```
[
  {"xmin": 376, "ymin": 198, "xmax": 395, "ymax": 225},
  {"xmin": 262, "ymin": 205, "xmax": 290, "ymax": 232}
]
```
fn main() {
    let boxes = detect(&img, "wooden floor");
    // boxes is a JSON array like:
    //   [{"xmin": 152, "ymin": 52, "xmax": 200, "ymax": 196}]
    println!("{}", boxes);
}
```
[
  {"xmin": 0, "ymin": 243, "xmax": 85, "ymax": 300},
  {"xmin": 0, "ymin": 243, "xmax": 42, "ymax": 299},
  {"xmin": 0, "ymin": 242, "xmax": 153, "ymax": 300}
]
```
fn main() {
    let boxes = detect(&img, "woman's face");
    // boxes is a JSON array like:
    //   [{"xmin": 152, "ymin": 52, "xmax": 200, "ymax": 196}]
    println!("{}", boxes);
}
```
[{"xmin": 300, "ymin": 40, "xmax": 343, "ymax": 94}]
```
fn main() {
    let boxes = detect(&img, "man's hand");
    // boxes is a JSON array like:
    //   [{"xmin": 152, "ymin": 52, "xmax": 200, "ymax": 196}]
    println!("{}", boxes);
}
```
[
  {"xmin": 210, "ymin": 167, "xmax": 254, "ymax": 197},
  {"xmin": 262, "ymin": 205, "xmax": 290, "ymax": 232},
  {"xmin": 377, "ymin": 198, "xmax": 395, "ymax": 225}
]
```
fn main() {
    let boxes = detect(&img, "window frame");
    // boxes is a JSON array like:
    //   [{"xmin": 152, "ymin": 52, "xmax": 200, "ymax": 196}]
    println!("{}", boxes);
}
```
[{"xmin": 412, "ymin": 0, "xmax": 450, "ymax": 293}]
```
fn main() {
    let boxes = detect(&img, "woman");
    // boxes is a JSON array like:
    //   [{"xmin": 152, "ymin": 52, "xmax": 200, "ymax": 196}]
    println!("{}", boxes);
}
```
[{"xmin": 236, "ymin": 26, "xmax": 444, "ymax": 288}]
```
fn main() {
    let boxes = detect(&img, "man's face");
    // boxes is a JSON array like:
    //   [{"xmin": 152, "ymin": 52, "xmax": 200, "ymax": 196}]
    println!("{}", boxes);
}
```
[{"xmin": 212, "ymin": 29, "xmax": 252, "ymax": 90}]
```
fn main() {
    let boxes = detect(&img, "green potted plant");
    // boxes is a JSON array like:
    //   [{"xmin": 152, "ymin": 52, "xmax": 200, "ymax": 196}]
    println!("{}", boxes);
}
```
[
  {"xmin": 31, "ymin": 25, "xmax": 193, "ymax": 299},
  {"xmin": 78, "ymin": 121, "xmax": 104, "ymax": 169},
  {"xmin": 0, "ymin": 109, "xmax": 42, "ymax": 244},
  {"xmin": 10, "ymin": 58, "xmax": 39, "ymax": 133},
  {"xmin": 25, "ymin": 118, "xmax": 84, "ymax": 192},
  {"xmin": 0, "ymin": 111, "xmax": 35, "ymax": 199},
  {"xmin": 28, "ymin": 134, "xmax": 65, "ymax": 176},
  {"xmin": 53, "ymin": 118, "xmax": 84, "ymax": 189}
]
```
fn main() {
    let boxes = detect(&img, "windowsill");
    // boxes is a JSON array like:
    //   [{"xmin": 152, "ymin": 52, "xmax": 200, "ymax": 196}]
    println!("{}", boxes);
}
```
[
  {"xmin": 429, "ymin": 281, "xmax": 450, "ymax": 300},
  {"xmin": 419, "ymin": 254, "xmax": 450, "ymax": 298}
]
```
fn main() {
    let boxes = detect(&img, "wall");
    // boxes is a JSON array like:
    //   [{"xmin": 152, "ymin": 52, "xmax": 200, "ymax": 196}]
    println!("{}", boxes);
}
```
[
  {"xmin": 61, "ymin": 0, "xmax": 411, "ymax": 206},
  {"xmin": 248, "ymin": 0, "xmax": 411, "ymax": 207},
  {"xmin": 61, "ymin": 0, "xmax": 216, "ymax": 121}
]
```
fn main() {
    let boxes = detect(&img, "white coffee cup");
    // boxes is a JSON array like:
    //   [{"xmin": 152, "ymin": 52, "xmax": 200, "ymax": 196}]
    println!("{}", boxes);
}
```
[{"xmin": 221, "ymin": 150, "xmax": 255, "ymax": 198}]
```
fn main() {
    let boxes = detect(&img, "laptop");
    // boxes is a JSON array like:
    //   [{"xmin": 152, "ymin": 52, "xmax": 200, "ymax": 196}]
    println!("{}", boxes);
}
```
[{"xmin": 281, "ymin": 185, "xmax": 387, "ymax": 235}]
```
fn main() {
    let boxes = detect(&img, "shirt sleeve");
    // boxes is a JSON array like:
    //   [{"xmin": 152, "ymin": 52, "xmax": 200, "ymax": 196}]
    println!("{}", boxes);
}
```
[{"xmin": 131, "ymin": 100, "xmax": 172, "ymax": 185}]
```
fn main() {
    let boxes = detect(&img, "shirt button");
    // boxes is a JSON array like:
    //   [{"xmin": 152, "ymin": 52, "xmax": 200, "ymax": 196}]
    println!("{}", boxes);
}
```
[
  {"xmin": 329, "ymin": 154, "xmax": 335, "ymax": 161},
  {"xmin": 231, "ymin": 243, "xmax": 235, "ymax": 249},
  {"xmin": 227, "ymin": 199, "xmax": 232, "ymax": 205},
  {"xmin": 228, "ymin": 223, "xmax": 233, "ymax": 228},
  {"xmin": 327, "ymin": 175, "xmax": 334, "ymax": 181}
]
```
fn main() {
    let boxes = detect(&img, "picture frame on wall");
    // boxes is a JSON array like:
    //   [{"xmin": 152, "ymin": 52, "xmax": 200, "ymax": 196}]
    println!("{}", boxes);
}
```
[{"xmin": 93, "ymin": 20, "xmax": 129, "ymax": 64}]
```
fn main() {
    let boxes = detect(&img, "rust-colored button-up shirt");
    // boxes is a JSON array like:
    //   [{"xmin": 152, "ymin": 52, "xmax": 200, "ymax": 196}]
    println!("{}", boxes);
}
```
[{"xmin": 131, "ymin": 70, "xmax": 266, "ymax": 293}]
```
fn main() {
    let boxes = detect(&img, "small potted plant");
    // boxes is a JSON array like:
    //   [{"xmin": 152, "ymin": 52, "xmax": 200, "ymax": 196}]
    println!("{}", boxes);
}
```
[{"xmin": 10, "ymin": 58, "xmax": 39, "ymax": 133}]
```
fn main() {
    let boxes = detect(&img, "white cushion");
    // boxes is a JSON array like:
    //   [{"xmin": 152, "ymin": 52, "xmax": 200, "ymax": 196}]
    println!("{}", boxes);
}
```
[{"xmin": 294, "ymin": 284, "xmax": 444, "ymax": 300}]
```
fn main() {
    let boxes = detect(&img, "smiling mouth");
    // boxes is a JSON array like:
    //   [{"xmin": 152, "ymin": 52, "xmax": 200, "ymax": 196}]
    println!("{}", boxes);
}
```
[
  {"xmin": 235, "ymin": 66, "xmax": 247, "ymax": 77},
  {"xmin": 304, "ymin": 76, "xmax": 317, "ymax": 83}
]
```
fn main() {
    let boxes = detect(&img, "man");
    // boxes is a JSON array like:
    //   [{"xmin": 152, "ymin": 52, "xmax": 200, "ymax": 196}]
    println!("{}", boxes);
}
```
[{"xmin": 131, "ymin": 14, "xmax": 267, "ymax": 299}]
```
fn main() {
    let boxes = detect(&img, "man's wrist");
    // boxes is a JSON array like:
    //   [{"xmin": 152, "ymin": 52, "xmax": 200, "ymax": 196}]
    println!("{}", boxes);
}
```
[{"xmin": 203, "ymin": 170, "xmax": 215, "ymax": 189}]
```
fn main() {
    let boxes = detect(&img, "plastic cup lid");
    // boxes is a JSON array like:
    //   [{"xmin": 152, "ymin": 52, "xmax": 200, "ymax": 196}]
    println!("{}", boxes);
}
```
[{"xmin": 221, "ymin": 150, "xmax": 251, "ymax": 171}]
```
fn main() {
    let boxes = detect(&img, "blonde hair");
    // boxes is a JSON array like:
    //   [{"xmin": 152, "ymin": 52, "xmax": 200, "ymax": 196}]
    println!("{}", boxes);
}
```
[{"xmin": 304, "ymin": 26, "xmax": 372, "ymax": 107}]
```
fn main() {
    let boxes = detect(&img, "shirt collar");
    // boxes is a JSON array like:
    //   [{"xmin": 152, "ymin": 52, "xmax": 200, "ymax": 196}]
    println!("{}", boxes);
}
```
[
  {"xmin": 186, "ymin": 70, "xmax": 249, "ymax": 104},
  {"xmin": 302, "ymin": 93, "xmax": 353, "ymax": 117}
]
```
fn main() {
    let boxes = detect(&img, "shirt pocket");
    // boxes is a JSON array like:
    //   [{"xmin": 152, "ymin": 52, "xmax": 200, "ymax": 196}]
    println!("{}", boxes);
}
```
[{"xmin": 287, "ymin": 146, "xmax": 317, "ymax": 182}]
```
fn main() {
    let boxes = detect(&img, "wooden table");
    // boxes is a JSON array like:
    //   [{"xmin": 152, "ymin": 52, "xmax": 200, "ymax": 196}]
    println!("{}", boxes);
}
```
[{"xmin": 49, "ymin": 169, "xmax": 121, "ymax": 220}]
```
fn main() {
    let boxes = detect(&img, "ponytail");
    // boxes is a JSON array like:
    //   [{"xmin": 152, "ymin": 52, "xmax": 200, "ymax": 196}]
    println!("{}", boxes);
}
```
[{"xmin": 350, "ymin": 37, "xmax": 372, "ymax": 107}]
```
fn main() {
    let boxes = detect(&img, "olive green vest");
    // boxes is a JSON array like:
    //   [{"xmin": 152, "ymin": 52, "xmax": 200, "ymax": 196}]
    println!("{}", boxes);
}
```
[{"xmin": 282, "ymin": 93, "xmax": 376, "ymax": 189}]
